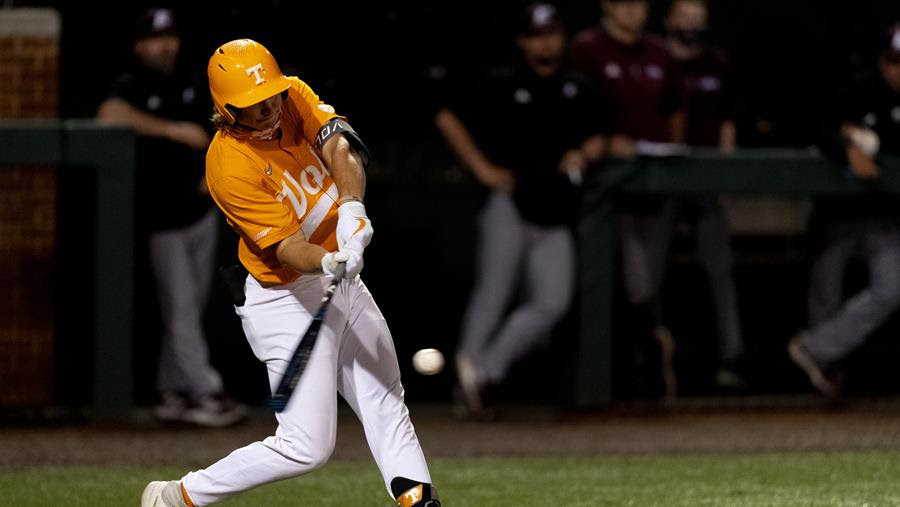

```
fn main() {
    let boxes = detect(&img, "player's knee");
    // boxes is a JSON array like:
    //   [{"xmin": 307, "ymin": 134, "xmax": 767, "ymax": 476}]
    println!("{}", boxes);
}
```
[
  {"xmin": 277, "ymin": 435, "xmax": 335, "ymax": 472},
  {"xmin": 391, "ymin": 477, "xmax": 440, "ymax": 507},
  {"xmin": 531, "ymin": 293, "xmax": 571, "ymax": 322}
]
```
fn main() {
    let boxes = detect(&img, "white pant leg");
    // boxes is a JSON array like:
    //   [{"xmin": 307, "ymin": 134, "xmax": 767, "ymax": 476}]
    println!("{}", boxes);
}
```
[
  {"xmin": 337, "ymin": 277, "xmax": 432, "ymax": 499},
  {"xmin": 181, "ymin": 275, "xmax": 343, "ymax": 506}
]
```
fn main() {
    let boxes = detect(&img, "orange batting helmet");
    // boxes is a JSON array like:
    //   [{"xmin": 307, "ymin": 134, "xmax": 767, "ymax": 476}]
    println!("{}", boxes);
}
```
[{"xmin": 208, "ymin": 39, "xmax": 291, "ymax": 124}]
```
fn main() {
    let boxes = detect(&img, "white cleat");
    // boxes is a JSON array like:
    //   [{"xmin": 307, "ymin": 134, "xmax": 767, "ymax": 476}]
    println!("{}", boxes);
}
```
[{"xmin": 141, "ymin": 480, "xmax": 188, "ymax": 507}]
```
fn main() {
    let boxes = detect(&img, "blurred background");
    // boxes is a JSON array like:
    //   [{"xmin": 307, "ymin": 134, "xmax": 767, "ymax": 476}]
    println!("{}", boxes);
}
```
[{"xmin": 4, "ymin": 0, "xmax": 900, "ymax": 421}]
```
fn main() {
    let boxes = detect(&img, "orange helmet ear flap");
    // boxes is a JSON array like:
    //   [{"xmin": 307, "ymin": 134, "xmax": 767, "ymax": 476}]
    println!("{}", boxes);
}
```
[{"xmin": 208, "ymin": 39, "xmax": 291, "ymax": 125}]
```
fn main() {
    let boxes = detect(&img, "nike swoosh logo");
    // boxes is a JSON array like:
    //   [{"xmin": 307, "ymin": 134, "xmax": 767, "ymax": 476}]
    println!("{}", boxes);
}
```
[
  {"xmin": 265, "ymin": 164, "xmax": 272, "ymax": 176},
  {"xmin": 352, "ymin": 218, "xmax": 367, "ymax": 236}
]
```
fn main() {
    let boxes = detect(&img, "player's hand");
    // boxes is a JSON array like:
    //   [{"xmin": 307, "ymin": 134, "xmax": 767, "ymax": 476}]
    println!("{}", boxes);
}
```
[
  {"xmin": 321, "ymin": 250, "xmax": 363, "ymax": 279},
  {"xmin": 608, "ymin": 135, "xmax": 637, "ymax": 159},
  {"xmin": 558, "ymin": 149, "xmax": 587, "ymax": 185},
  {"xmin": 846, "ymin": 145, "xmax": 880, "ymax": 180},
  {"xmin": 475, "ymin": 165, "xmax": 515, "ymax": 193},
  {"xmin": 336, "ymin": 201, "xmax": 374, "ymax": 253},
  {"xmin": 166, "ymin": 121, "xmax": 211, "ymax": 151}
]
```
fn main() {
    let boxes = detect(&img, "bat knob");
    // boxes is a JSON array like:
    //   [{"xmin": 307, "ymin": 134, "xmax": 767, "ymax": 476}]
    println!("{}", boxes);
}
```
[{"xmin": 269, "ymin": 396, "xmax": 288, "ymax": 413}]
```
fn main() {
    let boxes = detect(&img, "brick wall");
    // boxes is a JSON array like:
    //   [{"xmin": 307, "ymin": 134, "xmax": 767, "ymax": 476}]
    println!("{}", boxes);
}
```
[
  {"xmin": 0, "ymin": 9, "xmax": 59, "ymax": 118},
  {"xmin": 0, "ymin": 9, "xmax": 60, "ymax": 407}
]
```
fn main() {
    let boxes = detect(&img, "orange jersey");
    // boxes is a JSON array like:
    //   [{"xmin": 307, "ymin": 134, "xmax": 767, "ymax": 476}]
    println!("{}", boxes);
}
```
[{"xmin": 206, "ymin": 76, "xmax": 341, "ymax": 285}]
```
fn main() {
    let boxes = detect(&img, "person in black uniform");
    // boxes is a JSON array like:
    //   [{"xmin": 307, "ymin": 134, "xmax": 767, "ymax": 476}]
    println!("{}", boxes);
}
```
[
  {"xmin": 97, "ymin": 8, "xmax": 246, "ymax": 426},
  {"xmin": 435, "ymin": 2, "xmax": 607, "ymax": 416},
  {"xmin": 788, "ymin": 23, "xmax": 900, "ymax": 397}
]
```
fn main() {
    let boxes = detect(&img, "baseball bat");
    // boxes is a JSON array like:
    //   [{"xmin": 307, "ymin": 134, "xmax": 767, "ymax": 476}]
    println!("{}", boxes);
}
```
[{"xmin": 269, "ymin": 262, "xmax": 345, "ymax": 413}]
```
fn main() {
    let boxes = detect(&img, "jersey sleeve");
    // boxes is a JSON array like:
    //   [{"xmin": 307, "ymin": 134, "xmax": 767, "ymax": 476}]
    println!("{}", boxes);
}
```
[
  {"xmin": 283, "ymin": 76, "xmax": 342, "ymax": 145},
  {"xmin": 208, "ymin": 173, "xmax": 300, "ymax": 251}
]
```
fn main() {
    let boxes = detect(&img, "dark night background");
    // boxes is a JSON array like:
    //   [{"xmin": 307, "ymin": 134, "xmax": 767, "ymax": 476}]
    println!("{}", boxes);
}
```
[{"xmin": 15, "ymin": 0, "xmax": 900, "ymax": 407}]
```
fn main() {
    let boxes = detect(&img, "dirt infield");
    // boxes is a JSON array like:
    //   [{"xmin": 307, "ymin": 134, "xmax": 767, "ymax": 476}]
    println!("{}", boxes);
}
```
[{"xmin": 4, "ymin": 398, "xmax": 900, "ymax": 469}]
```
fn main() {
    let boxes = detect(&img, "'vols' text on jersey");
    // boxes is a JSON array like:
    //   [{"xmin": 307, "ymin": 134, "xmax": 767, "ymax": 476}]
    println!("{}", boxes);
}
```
[{"xmin": 206, "ymin": 76, "xmax": 341, "ymax": 285}]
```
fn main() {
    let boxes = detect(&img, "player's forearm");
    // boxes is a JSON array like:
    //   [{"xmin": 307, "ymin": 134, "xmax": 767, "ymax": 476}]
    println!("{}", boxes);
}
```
[
  {"xmin": 580, "ymin": 134, "xmax": 607, "ymax": 162},
  {"xmin": 435, "ymin": 108, "xmax": 494, "ymax": 176},
  {"xmin": 97, "ymin": 98, "xmax": 177, "ymax": 138},
  {"xmin": 719, "ymin": 121, "xmax": 736, "ymax": 153},
  {"xmin": 669, "ymin": 111, "xmax": 686, "ymax": 144},
  {"xmin": 322, "ymin": 134, "xmax": 366, "ymax": 202},
  {"xmin": 275, "ymin": 231, "xmax": 329, "ymax": 274}
]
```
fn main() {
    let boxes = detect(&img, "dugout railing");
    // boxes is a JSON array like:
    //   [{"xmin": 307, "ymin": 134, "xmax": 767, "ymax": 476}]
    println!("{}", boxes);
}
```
[
  {"xmin": 576, "ymin": 150, "xmax": 900, "ymax": 405},
  {"xmin": 0, "ymin": 120, "xmax": 135, "ymax": 419},
  {"xmin": 5, "ymin": 121, "xmax": 900, "ymax": 415}
]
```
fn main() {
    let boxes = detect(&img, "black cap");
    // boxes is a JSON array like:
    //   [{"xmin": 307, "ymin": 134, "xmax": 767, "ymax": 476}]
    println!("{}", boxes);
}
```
[
  {"xmin": 135, "ymin": 8, "xmax": 178, "ymax": 40},
  {"xmin": 884, "ymin": 23, "xmax": 900, "ymax": 58},
  {"xmin": 518, "ymin": 3, "xmax": 564, "ymax": 35}
]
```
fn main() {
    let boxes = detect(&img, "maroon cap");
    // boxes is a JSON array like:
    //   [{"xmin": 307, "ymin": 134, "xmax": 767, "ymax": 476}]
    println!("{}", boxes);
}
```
[
  {"xmin": 135, "ymin": 8, "xmax": 178, "ymax": 40},
  {"xmin": 518, "ymin": 3, "xmax": 564, "ymax": 35}
]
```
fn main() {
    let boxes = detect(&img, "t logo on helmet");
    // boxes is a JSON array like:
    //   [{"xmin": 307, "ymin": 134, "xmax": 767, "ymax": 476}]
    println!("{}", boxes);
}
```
[{"xmin": 246, "ymin": 63, "xmax": 265, "ymax": 85}]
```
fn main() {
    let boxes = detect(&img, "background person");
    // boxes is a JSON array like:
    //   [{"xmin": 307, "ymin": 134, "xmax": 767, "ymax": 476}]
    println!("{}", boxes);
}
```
[
  {"xmin": 96, "ymin": 7, "xmax": 246, "ymax": 427},
  {"xmin": 788, "ymin": 23, "xmax": 900, "ymax": 398},
  {"xmin": 436, "ymin": 2, "xmax": 607, "ymax": 416},
  {"xmin": 661, "ymin": 0, "xmax": 747, "ymax": 390},
  {"xmin": 570, "ymin": 0, "xmax": 685, "ymax": 399}
]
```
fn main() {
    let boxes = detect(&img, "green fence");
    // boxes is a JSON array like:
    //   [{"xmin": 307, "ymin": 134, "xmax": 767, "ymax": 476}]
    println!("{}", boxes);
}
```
[
  {"xmin": 576, "ymin": 151, "xmax": 900, "ymax": 405},
  {"xmin": 0, "ymin": 120, "xmax": 135, "ymax": 418},
  {"xmin": 3, "ymin": 121, "xmax": 899, "ymax": 414}
]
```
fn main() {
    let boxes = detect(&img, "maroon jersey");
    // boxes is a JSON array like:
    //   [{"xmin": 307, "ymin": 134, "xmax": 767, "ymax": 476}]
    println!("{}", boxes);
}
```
[
  {"xmin": 677, "ymin": 48, "xmax": 736, "ymax": 147},
  {"xmin": 570, "ymin": 26, "xmax": 683, "ymax": 142}
]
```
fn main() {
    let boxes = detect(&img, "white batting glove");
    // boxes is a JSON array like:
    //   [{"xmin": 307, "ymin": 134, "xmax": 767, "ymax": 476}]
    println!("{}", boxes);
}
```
[
  {"xmin": 336, "ymin": 201, "xmax": 374, "ymax": 253},
  {"xmin": 321, "ymin": 249, "xmax": 363, "ymax": 279}
]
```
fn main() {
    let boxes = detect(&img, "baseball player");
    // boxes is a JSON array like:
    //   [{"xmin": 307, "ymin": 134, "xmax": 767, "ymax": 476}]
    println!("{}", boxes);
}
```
[
  {"xmin": 436, "ymin": 3, "xmax": 606, "ymax": 416},
  {"xmin": 662, "ymin": 0, "xmax": 747, "ymax": 390},
  {"xmin": 96, "ymin": 8, "xmax": 247, "ymax": 427},
  {"xmin": 141, "ymin": 39, "xmax": 439, "ymax": 507},
  {"xmin": 570, "ymin": 0, "xmax": 686, "ymax": 399},
  {"xmin": 788, "ymin": 24, "xmax": 900, "ymax": 397}
]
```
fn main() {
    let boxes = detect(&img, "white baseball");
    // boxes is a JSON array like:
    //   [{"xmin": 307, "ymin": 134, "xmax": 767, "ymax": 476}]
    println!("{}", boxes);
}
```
[{"xmin": 412, "ymin": 348, "xmax": 445, "ymax": 376}]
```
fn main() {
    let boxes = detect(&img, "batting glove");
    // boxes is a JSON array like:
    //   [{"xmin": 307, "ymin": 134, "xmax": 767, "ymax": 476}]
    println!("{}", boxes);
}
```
[
  {"xmin": 336, "ymin": 201, "xmax": 373, "ymax": 253},
  {"xmin": 321, "ymin": 249, "xmax": 363, "ymax": 279}
]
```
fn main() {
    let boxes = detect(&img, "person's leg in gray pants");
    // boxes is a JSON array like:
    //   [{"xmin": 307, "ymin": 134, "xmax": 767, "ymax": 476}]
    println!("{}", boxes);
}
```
[
  {"xmin": 457, "ymin": 192, "xmax": 575, "ymax": 407},
  {"xmin": 693, "ymin": 197, "xmax": 744, "ymax": 367},
  {"xmin": 150, "ymin": 209, "xmax": 224, "ymax": 400},
  {"xmin": 458, "ymin": 193, "xmax": 528, "ymax": 363},
  {"xmin": 479, "ymin": 223, "xmax": 574, "ymax": 384},
  {"xmin": 803, "ymin": 224, "xmax": 900, "ymax": 365}
]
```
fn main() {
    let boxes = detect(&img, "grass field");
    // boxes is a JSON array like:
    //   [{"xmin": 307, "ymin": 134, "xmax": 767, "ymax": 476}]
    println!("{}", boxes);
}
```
[{"xmin": 2, "ymin": 451, "xmax": 899, "ymax": 506}]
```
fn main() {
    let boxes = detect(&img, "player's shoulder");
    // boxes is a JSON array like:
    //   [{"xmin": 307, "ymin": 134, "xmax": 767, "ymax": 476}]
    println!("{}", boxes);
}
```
[{"xmin": 206, "ymin": 133, "xmax": 260, "ymax": 181}]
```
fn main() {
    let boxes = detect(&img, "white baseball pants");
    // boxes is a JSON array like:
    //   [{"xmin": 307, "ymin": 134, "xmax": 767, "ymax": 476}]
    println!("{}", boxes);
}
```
[{"xmin": 181, "ymin": 273, "xmax": 431, "ymax": 505}]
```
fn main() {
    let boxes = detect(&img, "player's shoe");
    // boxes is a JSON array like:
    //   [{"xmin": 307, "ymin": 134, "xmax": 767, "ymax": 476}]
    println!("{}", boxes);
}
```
[
  {"xmin": 392, "ymin": 478, "xmax": 441, "ymax": 507},
  {"xmin": 153, "ymin": 392, "xmax": 189, "ymax": 423},
  {"xmin": 787, "ymin": 335, "xmax": 839, "ymax": 398},
  {"xmin": 140, "ymin": 480, "xmax": 192, "ymax": 507},
  {"xmin": 154, "ymin": 392, "xmax": 248, "ymax": 428},
  {"xmin": 455, "ymin": 353, "xmax": 486, "ymax": 415},
  {"xmin": 182, "ymin": 394, "xmax": 249, "ymax": 428}
]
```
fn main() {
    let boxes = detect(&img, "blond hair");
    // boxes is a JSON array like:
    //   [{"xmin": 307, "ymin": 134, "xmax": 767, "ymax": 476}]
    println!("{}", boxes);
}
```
[{"xmin": 210, "ymin": 108, "xmax": 231, "ymax": 132}]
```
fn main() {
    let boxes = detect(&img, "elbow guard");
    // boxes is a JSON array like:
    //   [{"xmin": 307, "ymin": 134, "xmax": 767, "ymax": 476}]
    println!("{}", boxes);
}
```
[{"xmin": 316, "ymin": 118, "xmax": 371, "ymax": 168}]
